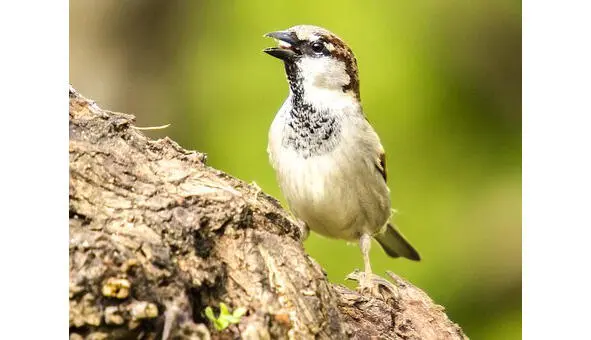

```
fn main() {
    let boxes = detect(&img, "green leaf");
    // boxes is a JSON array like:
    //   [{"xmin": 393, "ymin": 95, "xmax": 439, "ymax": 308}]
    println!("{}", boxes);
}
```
[
  {"xmin": 204, "ymin": 303, "xmax": 248, "ymax": 331},
  {"xmin": 219, "ymin": 302, "xmax": 230, "ymax": 316},
  {"xmin": 204, "ymin": 306, "xmax": 216, "ymax": 322},
  {"xmin": 233, "ymin": 307, "xmax": 247, "ymax": 318},
  {"xmin": 215, "ymin": 318, "xmax": 229, "ymax": 331},
  {"xmin": 224, "ymin": 315, "xmax": 240, "ymax": 324}
]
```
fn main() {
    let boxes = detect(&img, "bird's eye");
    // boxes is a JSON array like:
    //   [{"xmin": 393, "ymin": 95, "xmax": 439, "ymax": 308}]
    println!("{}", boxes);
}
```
[{"xmin": 311, "ymin": 41, "xmax": 325, "ymax": 53}]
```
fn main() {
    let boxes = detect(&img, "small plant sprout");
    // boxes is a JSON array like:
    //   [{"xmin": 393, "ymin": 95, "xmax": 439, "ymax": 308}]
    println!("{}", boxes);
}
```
[{"xmin": 204, "ymin": 302, "xmax": 247, "ymax": 331}]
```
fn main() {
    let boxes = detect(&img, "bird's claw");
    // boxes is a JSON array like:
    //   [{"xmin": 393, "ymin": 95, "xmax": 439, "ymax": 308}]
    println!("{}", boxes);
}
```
[
  {"xmin": 296, "ymin": 219, "xmax": 310, "ymax": 242},
  {"xmin": 346, "ymin": 269, "xmax": 400, "ymax": 301}
]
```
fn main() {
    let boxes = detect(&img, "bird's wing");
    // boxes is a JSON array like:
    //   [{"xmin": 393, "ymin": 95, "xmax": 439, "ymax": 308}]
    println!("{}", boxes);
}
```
[
  {"xmin": 376, "ymin": 150, "xmax": 387, "ymax": 182},
  {"xmin": 362, "ymin": 115, "xmax": 388, "ymax": 183}
]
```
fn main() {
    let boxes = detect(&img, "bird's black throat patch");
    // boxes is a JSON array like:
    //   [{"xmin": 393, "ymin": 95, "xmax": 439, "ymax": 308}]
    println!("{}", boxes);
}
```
[
  {"xmin": 281, "ymin": 73, "xmax": 342, "ymax": 159},
  {"xmin": 283, "ymin": 105, "xmax": 341, "ymax": 159}
]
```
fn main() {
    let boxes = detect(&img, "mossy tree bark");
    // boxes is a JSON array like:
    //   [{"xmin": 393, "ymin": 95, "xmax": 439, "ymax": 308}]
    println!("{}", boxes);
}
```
[{"xmin": 69, "ymin": 86, "xmax": 468, "ymax": 340}]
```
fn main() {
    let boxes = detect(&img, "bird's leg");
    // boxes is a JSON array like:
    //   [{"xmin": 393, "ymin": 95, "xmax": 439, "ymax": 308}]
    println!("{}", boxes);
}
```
[
  {"xmin": 347, "ymin": 233, "xmax": 400, "ymax": 300},
  {"xmin": 297, "ymin": 220, "xmax": 310, "ymax": 242},
  {"xmin": 358, "ymin": 233, "xmax": 375, "ymax": 292},
  {"xmin": 286, "ymin": 217, "xmax": 310, "ymax": 243}
]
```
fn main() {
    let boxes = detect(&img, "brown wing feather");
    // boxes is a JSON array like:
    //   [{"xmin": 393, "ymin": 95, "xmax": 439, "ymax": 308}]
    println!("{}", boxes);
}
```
[
  {"xmin": 365, "ymin": 116, "xmax": 387, "ymax": 183},
  {"xmin": 376, "ymin": 152, "xmax": 387, "ymax": 182}
]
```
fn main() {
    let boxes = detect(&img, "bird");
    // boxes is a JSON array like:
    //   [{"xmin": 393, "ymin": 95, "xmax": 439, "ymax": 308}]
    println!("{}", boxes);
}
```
[{"xmin": 263, "ymin": 25, "xmax": 420, "ymax": 295}]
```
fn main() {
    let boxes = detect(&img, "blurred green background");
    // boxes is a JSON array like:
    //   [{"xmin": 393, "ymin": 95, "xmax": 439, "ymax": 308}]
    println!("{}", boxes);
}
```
[{"xmin": 70, "ymin": 1, "xmax": 521, "ymax": 338}]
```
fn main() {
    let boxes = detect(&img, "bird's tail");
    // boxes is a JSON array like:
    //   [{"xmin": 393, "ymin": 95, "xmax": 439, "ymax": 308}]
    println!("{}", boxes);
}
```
[{"xmin": 374, "ymin": 223, "xmax": 421, "ymax": 261}]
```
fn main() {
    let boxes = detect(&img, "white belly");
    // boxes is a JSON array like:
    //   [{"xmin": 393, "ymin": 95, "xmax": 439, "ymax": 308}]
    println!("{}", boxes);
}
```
[{"xmin": 268, "ymin": 129, "xmax": 391, "ymax": 241}]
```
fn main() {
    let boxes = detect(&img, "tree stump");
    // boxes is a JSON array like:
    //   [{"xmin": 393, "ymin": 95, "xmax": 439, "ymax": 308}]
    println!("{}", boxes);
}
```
[{"xmin": 69, "ymin": 86, "xmax": 468, "ymax": 340}]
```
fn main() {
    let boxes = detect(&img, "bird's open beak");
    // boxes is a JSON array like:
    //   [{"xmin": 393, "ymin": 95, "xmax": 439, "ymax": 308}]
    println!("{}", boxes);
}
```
[{"xmin": 263, "ymin": 30, "xmax": 298, "ymax": 61}]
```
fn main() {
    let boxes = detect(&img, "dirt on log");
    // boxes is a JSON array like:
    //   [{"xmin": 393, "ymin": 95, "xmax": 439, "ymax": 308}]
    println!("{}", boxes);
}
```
[{"xmin": 69, "ymin": 86, "xmax": 468, "ymax": 340}]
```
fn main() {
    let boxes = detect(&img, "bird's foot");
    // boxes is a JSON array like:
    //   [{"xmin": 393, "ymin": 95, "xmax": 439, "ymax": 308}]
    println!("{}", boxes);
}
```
[
  {"xmin": 296, "ymin": 219, "xmax": 310, "ymax": 242},
  {"xmin": 346, "ymin": 269, "xmax": 399, "ymax": 301}
]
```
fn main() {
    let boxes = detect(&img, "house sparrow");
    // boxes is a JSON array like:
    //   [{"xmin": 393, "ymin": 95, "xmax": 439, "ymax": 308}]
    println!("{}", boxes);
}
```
[{"xmin": 263, "ymin": 25, "xmax": 420, "ymax": 295}]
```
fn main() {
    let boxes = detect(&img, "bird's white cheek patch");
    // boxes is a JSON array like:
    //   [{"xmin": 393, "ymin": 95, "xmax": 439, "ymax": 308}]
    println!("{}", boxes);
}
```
[
  {"xmin": 298, "ymin": 57, "xmax": 350, "ymax": 90},
  {"xmin": 296, "ymin": 57, "xmax": 354, "ymax": 110}
]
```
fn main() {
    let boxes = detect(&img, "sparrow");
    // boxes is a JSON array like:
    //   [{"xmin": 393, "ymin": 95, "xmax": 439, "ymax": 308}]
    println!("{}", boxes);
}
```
[{"xmin": 263, "ymin": 25, "xmax": 420, "ymax": 295}]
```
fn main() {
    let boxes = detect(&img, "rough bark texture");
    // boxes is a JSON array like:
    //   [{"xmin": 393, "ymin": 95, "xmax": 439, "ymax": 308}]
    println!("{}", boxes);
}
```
[{"xmin": 69, "ymin": 86, "xmax": 468, "ymax": 340}]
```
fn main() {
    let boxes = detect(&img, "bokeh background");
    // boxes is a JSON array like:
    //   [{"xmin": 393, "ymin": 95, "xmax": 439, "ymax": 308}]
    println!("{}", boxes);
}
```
[{"xmin": 70, "ymin": 1, "xmax": 521, "ymax": 338}]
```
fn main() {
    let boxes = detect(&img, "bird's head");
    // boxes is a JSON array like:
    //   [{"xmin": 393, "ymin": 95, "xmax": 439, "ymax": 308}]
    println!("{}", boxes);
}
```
[{"xmin": 264, "ymin": 25, "xmax": 360, "ymax": 107}]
